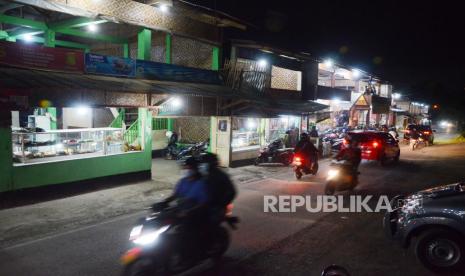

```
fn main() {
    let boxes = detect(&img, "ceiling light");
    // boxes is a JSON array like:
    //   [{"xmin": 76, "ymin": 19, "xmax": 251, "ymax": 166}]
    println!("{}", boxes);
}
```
[{"xmin": 87, "ymin": 24, "xmax": 98, "ymax": 32}]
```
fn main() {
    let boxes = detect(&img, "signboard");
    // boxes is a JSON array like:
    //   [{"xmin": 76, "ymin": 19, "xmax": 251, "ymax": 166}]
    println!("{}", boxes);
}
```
[
  {"xmin": 0, "ymin": 41, "xmax": 84, "ymax": 72},
  {"xmin": 372, "ymin": 95, "xmax": 391, "ymax": 114},
  {"xmin": 136, "ymin": 60, "xmax": 222, "ymax": 85},
  {"xmin": 85, "ymin": 53, "xmax": 136, "ymax": 77}
]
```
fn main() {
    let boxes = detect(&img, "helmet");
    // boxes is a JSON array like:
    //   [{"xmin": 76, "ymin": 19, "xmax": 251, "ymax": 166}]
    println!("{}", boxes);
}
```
[
  {"xmin": 202, "ymin": 152, "xmax": 219, "ymax": 166},
  {"xmin": 300, "ymin": 132, "xmax": 309, "ymax": 140},
  {"xmin": 165, "ymin": 131, "xmax": 173, "ymax": 138},
  {"xmin": 180, "ymin": 156, "xmax": 198, "ymax": 169}
]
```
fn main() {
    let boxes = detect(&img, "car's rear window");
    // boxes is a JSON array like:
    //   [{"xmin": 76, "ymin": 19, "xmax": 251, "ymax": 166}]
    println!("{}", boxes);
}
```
[
  {"xmin": 418, "ymin": 125, "xmax": 432, "ymax": 131},
  {"xmin": 348, "ymin": 133, "xmax": 377, "ymax": 143}
]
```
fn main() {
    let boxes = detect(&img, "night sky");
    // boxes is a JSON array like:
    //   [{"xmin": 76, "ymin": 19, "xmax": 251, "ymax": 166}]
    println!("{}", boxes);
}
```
[{"xmin": 191, "ymin": 0, "xmax": 465, "ymax": 120}]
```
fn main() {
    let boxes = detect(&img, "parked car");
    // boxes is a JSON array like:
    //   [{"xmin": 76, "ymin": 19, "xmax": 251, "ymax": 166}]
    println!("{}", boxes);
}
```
[
  {"xmin": 343, "ymin": 131, "xmax": 400, "ymax": 165},
  {"xmin": 383, "ymin": 182, "xmax": 465, "ymax": 272},
  {"xmin": 404, "ymin": 124, "xmax": 435, "ymax": 145}
]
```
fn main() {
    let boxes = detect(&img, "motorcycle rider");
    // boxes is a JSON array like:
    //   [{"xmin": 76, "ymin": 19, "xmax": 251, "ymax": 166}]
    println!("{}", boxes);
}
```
[
  {"xmin": 335, "ymin": 136, "xmax": 361, "ymax": 182},
  {"xmin": 162, "ymin": 156, "xmax": 209, "ymax": 217},
  {"xmin": 201, "ymin": 153, "xmax": 237, "ymax": 225},
  {"xmin": 294, "ymin": 132, "xmax": 319, "ymax": 171}
]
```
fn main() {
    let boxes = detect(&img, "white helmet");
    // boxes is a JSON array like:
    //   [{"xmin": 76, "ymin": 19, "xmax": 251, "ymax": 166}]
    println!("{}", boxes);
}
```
[{"xmin": 165, "ymin": 131, "xmax": 173, "ymax": 138}]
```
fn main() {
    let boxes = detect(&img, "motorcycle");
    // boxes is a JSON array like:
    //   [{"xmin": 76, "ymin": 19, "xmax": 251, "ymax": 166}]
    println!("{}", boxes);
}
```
[
  {"xmin": 292, "ymin": 153, "xmax": 319, "ymax": 180},
  {"xmin": 254, "ymin": 139, "xmax": 294, "ymax": 166},
  {"xmin": 324, "ymin": 160, "xmax": 359, "ymax": 195},
  {"xmin": 176, "ymin": 139, "xmax": 209, "ymax": 160},
  {"xmin": 410, "ymin": 133, "xmax": 428, "ymax": 151},
  {"xmin": 121, "ymin": 201, "xmax": 239, "ymax": 276}
]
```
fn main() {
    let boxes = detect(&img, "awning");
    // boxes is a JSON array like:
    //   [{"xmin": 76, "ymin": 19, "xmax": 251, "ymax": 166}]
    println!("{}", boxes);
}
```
[{"xmin": 0, "ymin": 66, "xmax": 328, "ymax": 115}]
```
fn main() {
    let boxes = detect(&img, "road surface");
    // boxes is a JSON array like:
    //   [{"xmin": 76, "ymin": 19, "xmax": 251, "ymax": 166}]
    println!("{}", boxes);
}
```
[{"xmin": 1, "ymin": 142, "xmax": 465, "ymax": 276}]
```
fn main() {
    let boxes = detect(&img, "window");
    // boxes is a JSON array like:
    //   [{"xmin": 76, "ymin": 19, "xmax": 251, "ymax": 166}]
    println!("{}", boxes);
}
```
[{"xmin": 231, "ymin": 118, "xmax": 260, "ymax": 151}]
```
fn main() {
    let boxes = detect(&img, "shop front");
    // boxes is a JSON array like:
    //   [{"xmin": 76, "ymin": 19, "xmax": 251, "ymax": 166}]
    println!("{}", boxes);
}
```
[
  {"xmin": 2, "ymin": 107, "xmax": 152, "ymax": 192},
  {"xmin": 349, "ymin": 94, "xmax": 371, "ymax": 128}
]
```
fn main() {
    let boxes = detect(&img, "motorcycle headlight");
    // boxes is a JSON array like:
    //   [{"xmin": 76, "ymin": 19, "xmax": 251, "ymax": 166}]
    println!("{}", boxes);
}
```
[
  {"xmin": 133, "ymin": 225, "xmax": 170, "ymax": 246},
  {"xmin": 327, "ymin": 169, "xmax": 339, "ymax": 179},
  {"xmin": 129, "ymin": 225, "xmax": 143, "ymax": 240}
]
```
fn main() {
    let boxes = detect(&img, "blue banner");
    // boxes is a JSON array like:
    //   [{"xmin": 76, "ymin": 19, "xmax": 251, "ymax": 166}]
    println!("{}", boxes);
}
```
[
  {"xmin": 85, "ymin": 53, "xmax": 136, "ymax": 77},
  {"xmin": 135, "ymin": 60, "xmax": 222, "ymax": 85}
]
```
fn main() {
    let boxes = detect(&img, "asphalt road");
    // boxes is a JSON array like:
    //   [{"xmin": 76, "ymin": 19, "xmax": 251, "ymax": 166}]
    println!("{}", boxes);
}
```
[{"xmin": 1, "ymin": 142, "xmax": 465, "ymax": 276}]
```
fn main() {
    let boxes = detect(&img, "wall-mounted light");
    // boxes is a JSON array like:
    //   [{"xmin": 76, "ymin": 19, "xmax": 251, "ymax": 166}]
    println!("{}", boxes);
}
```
[
  {"xmin": 22, "ymin": 33, "xmax": 34, "ymax": 42},
  {"xmin": 324, "ymin": 59, "xmax": 333, "ymax": 68},
  {"xmin": 171, "ymin": 97, "xmax": 182, "ymax": 108},
  {"xmin": 257, "ymin": 59, "xmax": 268, "ymax": 68},
  {"xmin": 352, "ymin": 69, "xmax": 361, "ymax": 78},
  {"xmin": 159, "ymin": 4, "xmax": 169, "ymax": 12}
]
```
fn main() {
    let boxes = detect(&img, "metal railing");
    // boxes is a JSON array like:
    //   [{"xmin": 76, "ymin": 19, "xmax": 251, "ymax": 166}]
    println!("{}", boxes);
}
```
[{"xmin": 123, "ymin": 119, "xmax": 139, "ymax": 145}]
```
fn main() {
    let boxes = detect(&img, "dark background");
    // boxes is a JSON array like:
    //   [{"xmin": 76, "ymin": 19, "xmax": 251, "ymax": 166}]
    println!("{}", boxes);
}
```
[{"xmin": 189, "ymin": 0, "xmax": 465, "ymax": 121}]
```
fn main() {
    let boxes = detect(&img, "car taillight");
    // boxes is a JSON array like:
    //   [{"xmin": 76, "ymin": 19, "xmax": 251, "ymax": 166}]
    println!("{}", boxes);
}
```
[
  {"xmin": 372, "ymin": 141, "xmax": 379, "ymax": 148},
  {"xmin": 423, "ymin": 131, "xmax": 430, "ymax": 135},
  {"xmin": 294, "ymin": 156, "xmax": 301, "ymax": 162},
  {"xmin": 343, "ymin": 139, "xmax": 349, "ymax": 145}
]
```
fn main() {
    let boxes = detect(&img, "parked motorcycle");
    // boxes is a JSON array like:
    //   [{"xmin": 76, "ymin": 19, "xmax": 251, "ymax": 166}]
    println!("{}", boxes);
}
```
[
  {"xmin": 176, "ymin": 139, "xmax": 209, "ymax": 160},
  {"xmin": 324, "ymin": 160, "xmax": 359, "ymax": 195},
  {"xmin": 254, "ymin": 139, "xmax": 294, "ymax": 166},
  {"xmin": 121, "ymin": 201, "xmax": 239, "ymax": 276},
  {"xmin": 292, "ymin": 154, "xmax": 319, "ymax": 179}
]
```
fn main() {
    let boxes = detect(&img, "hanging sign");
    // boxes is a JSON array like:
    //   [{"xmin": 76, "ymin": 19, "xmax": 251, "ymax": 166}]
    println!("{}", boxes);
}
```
[
  {"xmin": 0, "ymin": 41, "xmax": 84, "ymax": 72},
  {"xmin": 85, "ymin": 53, "xmax": 136, "ymax": 77}
]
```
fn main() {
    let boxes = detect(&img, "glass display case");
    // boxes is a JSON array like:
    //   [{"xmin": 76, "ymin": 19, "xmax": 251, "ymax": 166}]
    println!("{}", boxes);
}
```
[
  {"xmin": 231, "ymin": 118, "xmax": 260, "ymax": 151},
  {"xmin": 12, "ymin": 128, "xmax": 125, "ymax": 164}
]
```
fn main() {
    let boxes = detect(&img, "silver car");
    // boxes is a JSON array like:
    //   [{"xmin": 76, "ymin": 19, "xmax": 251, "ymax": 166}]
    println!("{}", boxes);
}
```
[{"xmin": 384, "ymin": 182, "xmax": 465, "ymax": 273}]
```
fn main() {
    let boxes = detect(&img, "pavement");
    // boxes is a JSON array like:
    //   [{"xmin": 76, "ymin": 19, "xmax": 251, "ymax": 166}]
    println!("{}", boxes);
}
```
[{"xmin": 0, "ymin": 137, "xmax": 464, "ymax": 276}]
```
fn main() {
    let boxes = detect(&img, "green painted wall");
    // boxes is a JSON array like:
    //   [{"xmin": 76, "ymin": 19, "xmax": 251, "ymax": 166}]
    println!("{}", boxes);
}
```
[
  {"xmin": 0, "ymin": 128, "xmax": 13, "ymax": 192},
  {"xmin": 4, "ymin": 108, "xmax": 152, "ymax": 192}
]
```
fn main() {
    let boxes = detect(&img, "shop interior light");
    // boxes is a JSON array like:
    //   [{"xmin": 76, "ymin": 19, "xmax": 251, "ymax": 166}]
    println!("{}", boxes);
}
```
[
  {"xmin": 171, "ymin": 97, "xmax": 182, "ymax": 108},
  {"xmin": 87, "ymin": 24, "xmax": 98, "ymax": 32},
  {"xmin": 257, "ymin": 59, "xmax": 268, "ymax": 68},
  {"xmin": 247, "ymin": 119, "xmax": 256, "ymax": 130},
  {"xmin": 324, "ymin": 59, "xmax": 333, "ymax": 68},
  {"xmin": 77, "ymin": 106, "xmax": 90, "ymax": 115},
  {"xmin": 392, "ymin": 93, "xmax": 401, "ymax": 100},
  {"xmin": 332, "ymin": 98, "xmax": 340, "ymax": 104}
]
